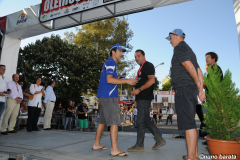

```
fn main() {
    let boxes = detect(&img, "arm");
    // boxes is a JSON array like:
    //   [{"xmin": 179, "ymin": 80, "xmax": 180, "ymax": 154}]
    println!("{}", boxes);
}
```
[
  {"xmin": 131, "ymin": 75, "xmax": 155, "ymax": 95},
  {"xmin": 7, "ymin": 82, "xmax": 17, "ymax": 100},
  {"xmin": 181, "ymin": 61, "xmax": 200, "ymax": 88},
  {"xmin": 43, "ymin": 88, "xmax": 50, "ymax": 103},
  {"xmin": 107, "ymin": 75, "xmax": 137, "ymax": 85}
]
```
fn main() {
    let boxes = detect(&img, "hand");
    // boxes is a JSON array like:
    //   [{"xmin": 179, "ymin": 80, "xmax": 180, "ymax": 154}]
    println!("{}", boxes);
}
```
[
  {"xmin": 127, "ymin": 79, "xmax": 138, "ymax": 86},
  {"xmin": 131, "ymin": 89, "xmax": 140, "ymax": 96},
  {"xmin": 41, "ymin": 87, "xmax": 45, "ymax": 91},
  {"xmin": 43, "ymin": 103, "xmax": 46, "ymax": 108},
  {"xmin": 85, "ymin": 112, "xmax": 87, "ymax": 114},
  {"xmin": 0, "ymin": 92, "xmax": 5, "ymax": 96},
  {"xmin": 198, "ymin": 90, "xmax": 206, "ymax": 101}
]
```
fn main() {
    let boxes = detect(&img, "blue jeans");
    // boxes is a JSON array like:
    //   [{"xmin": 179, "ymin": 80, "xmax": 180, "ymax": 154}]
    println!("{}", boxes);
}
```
[
  {"xmin": 166, "ymin": 114, "xmax": 173, "ymax": 124},
  {"xmin": 0, "ymin": 102, "xmax": 5, "ymax": 119},
  {"xmin": 136, "ymin": 100, "xmax": 163, "ymax": 147},
  {"xmin": 64, "ymin": 117, "xmax": 72, "ymax": 130},
  {"xmin": 134, "ymin": 115, "xmax": 137, "ymax": 127}
]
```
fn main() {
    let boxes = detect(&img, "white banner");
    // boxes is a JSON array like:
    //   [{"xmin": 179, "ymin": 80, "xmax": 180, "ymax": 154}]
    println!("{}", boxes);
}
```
[{"xmin": 40, "ymin": 0, "xmax": 124, "ymax": 22}]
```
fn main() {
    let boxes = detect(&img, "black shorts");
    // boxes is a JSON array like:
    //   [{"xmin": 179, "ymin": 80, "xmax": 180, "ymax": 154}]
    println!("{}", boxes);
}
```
[{"xmin": 175, "ymin": 85, "xmax": 198, "ymax": 130}]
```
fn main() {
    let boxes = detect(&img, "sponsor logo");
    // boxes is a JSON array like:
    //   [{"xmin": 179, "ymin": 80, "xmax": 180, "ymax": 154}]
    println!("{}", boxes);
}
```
[
  {"xmin": 72, "ymin": 7, "xmax": 79, "ymax": 12},
  {"xmin": 17, "ymin": 12, "xmax": 28, "ymax": 26},
  {"xmin": 83, "ymin": 1, "xmax": 90, "ymax": 5},
  {"xmin": 64, "ymin": 8, "xmax": 70, "ymax": 14},
  {"xmin": 42, "ymin": 15, "xmax": 47, "ymax": 20},
  {"xmin": 50, "ymin": 12, "xmax": 60, "ymax": 18}
]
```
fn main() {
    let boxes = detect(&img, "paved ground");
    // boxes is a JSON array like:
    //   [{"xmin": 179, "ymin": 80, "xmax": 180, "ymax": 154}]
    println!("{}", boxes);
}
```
[{"xmin": 0, "ymin": 129, "xmax": 210, "ymax": 160}]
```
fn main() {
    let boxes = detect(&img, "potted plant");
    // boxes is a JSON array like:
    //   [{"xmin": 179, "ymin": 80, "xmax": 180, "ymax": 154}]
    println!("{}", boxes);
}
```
[{"xmin": 203, "ymin": 64, "xmax": 240, "ymax": 160}]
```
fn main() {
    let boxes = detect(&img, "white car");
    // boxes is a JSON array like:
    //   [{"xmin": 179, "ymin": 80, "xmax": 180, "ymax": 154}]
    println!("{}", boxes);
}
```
[{"xmin": 162, "ymin": 108, "xmax": 167, "ymax": 114}]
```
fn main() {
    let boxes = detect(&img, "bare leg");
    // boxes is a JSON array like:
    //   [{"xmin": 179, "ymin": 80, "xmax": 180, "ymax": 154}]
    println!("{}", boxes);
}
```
[
  {"xmin": 110, "ymin": 125, "xmax": 128, "ymax": 156},
  {"xmin": 185, "ymin": 129, "xmax": 198, "ymax": 160},
  {"xmin": 92, "ymin": 124, "xmax": 108, "ymax": 149}
]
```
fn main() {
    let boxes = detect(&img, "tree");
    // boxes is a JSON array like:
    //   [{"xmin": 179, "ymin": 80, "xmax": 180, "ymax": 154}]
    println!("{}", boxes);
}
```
[
  {"xmin": 64, "ymin": 17, "xmax": 135, "ymax": 76},
  {"xmin": 153, "ymin": 77, "xmax": 160, "ymax": 91},
  {"xmin": 160, "ymin": 78, "xmax": 172, "ymax": 91},
  {"xmin": 17, "ymin": 34, "xmax": 108, "ymax": 106}
]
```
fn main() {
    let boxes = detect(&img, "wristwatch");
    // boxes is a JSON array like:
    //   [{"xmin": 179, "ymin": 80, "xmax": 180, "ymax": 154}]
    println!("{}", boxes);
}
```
[{"xmin": 139, "ymin": 88, "xmax": 142, "ymax": 92}]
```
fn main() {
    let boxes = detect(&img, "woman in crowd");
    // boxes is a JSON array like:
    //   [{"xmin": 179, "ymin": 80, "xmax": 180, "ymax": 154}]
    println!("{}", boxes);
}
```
[{"xmin": 26, "ymin": 77, "xmax": 45, "ymax": 132}]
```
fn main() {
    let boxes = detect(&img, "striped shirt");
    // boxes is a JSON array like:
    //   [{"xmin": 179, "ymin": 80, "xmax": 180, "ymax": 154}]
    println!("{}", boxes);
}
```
[{"xmin": 171, "ymin": 41, "xmax": 200, "ymax": 89}]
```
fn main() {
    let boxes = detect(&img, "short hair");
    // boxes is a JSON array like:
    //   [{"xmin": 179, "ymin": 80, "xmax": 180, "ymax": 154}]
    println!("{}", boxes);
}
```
[
  {"xmin": 48, "ymin": 80, "xmax": 54, "ymax": 86},
  {"xmin": 0, "ymin": 65, "xmax": 5, "ymax": 68},
  {"xmin": 35, "ymin": 77, "xmax": 41, "ymax": 82},
  {"xmin": 110, "ymin": 48, "xmax": 117, "ymax": 57},
  {"xmin": 12, "ymin": 74, "xmax": 16, "ymax": 78},
  {"xmin": 206, "ymin": 52, "xmax": 218, "ymax": 62},
  {"xmin": 135, "ymin": 49, "xmax": 145, "ymax": 56}
]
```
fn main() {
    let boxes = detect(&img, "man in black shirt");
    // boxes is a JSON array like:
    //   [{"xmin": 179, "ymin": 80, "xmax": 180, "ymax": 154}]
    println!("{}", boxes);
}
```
[
  {"xmin": 166, "ymin": 29, "xmax": 206, "ymax": 160},
  {"xmin": 128, "ymin": 50, "xmax": 166, "ymax": 152},
  {"xmin": 64, "ymin": 101, "xmax": 76, "ymax": 130},
  {"xmin": 77, "ymin": 100, "xmax": 89, "ymax": 132}
]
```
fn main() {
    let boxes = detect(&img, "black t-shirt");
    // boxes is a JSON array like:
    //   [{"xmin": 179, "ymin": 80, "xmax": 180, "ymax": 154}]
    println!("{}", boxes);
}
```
[
  {"xmin": 171, "ymin": 41, "xmax": 200, "ymax": 89},
  {"xmin": 77, "ymin": 104, "xmax": 88, "ymax": 119},
  {"xmin": 65, "ymin": 106, "xmax": 73, "ymax": 117},
  {"xmin": 135, "ymin": 61, "xmax": 155, "ymax": 100}
]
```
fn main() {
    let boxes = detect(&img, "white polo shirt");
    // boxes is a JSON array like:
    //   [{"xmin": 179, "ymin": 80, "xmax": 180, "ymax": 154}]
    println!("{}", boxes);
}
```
[{"xmin": 27, "ymin": 84, "xmax": 44, "ymax": 108}]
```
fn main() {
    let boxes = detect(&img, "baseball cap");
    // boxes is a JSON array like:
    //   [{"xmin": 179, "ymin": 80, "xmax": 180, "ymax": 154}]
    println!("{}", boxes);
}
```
[
  {"xmin": 110, "ymin": 44, "xmax": 126, "ymax": 52},
  {"xmin": 166, "ymin": 29, "xmax": 186, "ymax": 41},
  {"xmin": 82, "ymin": 100, "xmax": 88, "ymax": 104}
]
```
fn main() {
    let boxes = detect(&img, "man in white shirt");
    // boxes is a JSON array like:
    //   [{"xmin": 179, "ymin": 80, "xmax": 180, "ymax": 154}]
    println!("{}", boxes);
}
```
[
  {"xmin": 43, "ymin": 81, "xmax": 56, "ymax": 130},
  {"xmin": 1, "ymin": 74, "xmax": 23, "ymax": 135},
  {"xmin": 165, "ymin": 106, "xmax": 174, "ymax": 125},
  {"xmin": 0, "ymin": 65, "xmax": 8, "ymax": 128}
]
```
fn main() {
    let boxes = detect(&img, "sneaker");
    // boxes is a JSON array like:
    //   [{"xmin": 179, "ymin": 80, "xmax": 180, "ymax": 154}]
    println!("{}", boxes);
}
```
[
  {"xmin": 127, "ymin": 145, "xmax": 144, "ymax": 152},
  {"xmin": 202, "ymin": 140, "xmax": 207, "ymax": 145},
  {"xmin": 152, "ymin": 139, "xmax": 166, "ymax": 150},
  {"xmin": 8, "ymin": 130, "xmax": 17, "ymax": 133}
]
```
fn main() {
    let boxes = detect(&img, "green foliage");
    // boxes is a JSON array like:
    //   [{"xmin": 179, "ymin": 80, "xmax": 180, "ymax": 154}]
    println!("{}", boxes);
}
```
[
  {"xmin": 160, "ymin": 78, "xmax": 172, "ymax": 91},
  {"xmin": 153, "ymin": 77, "xmax": 160, "ymax": 91},
  {"xmin": 202, "ymin": 64, "xmax": 240, "ymax": 141},
  {"xmin": 17, "ymin": 34, "xmax": 108, "ymax": 105},
  {"xmin": 64, "ymin": 17, "xmax": 135, "ymax": 76}
]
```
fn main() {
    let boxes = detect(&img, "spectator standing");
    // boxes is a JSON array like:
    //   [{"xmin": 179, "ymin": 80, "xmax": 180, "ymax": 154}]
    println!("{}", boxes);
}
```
[
  {"xmin": 77, "ymin": 100, "xmax": 89, "ymax": 132},
  {"xmin": 150, "ymin": 109, "xmax": 154, "ymax": 123},
  {"xmin": 64, "ymin": 101, "xmax": 75, "ymax": 130},
  {"xmin": 165, "ymin": 106, "xmax": 174, "ymax": 125},
  {"xmin": 129, "ymin": 105, "xmax": 134, "ymax": 125},
  {"xmin": 166, "ymin": 29, "xmax": 205, "ymax": 160},
  {"xmin": 26, "ymin": 77, "xmax": 45, "ymax": 132},
  {"xmin": 153, "ymin": 108, "xmax": 158, "ymax": 124},
  {"xmin": 1, "ymin": 74, "xmax": 23, "ymax": 135},
  {"xmin": 158, "ymin": 107, "xmax": 162, "ymax": 124},
  {"xmin": 133, "ymin": 106, "xmax": 137, "ymax": 128},
  {"xmin": 43, "ymin": 81, "xmax": 56, "ymax": 130},
  {"xmin": 128, "ymin": 50, "xmax": 166, "ymax": 152},
  {"xmin": 0, "ymin": 65, "xmax": 8, "ymax": 129},
  {"xmin": 92, "ymin": 44, "xmax": 137, "ymax": 156}
]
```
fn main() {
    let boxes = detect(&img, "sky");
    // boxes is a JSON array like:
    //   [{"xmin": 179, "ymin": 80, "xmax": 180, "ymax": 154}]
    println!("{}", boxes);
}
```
[{"xmin": 0, "ymin": 0, "xmax": 240, "ymax": 91}]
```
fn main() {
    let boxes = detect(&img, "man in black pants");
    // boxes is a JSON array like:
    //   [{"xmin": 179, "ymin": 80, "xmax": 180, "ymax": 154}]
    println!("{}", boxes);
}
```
[{"xmin": 128, "ymin": 50, "xmax": 166, "ymax": 152}]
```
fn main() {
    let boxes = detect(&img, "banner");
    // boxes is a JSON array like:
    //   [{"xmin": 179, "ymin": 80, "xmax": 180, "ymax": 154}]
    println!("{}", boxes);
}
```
[
  {"xmin": 0, "ymin": 17, "xmax": 6, "ymax": 61},
  {"xmin": 40, "ymin": 0, "xmax": 124, "ymax": 22}
]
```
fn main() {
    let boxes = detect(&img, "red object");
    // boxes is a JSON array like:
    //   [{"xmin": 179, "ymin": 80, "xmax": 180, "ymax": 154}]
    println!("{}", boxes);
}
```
[
  {"xmin": 136, "ymin": 60, "xmax": 146, "ymax": 80},
  {"xmin": 0, "ymin": 17, "xmax": 6, "ymax": 32},
  {"xmin": 118, "ymin": 101, "xmax": 124, "ymax": 105}
]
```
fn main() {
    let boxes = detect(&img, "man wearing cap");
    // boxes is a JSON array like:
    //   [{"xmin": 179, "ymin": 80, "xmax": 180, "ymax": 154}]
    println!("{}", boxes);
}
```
[
  {"xmin": 92, "ymin": 44, "xmax": 137, "ymax": 157},
  {"xmin": 128, "ymin": 49, "xmax": 166, "ymax": 152},
  {"xmin": 77, "ymin": 100, "xmax": 90, "ymax": 132},
  {"xmin": 166, "ymin": 29, "xmax": 206, "ymax": 160}
]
